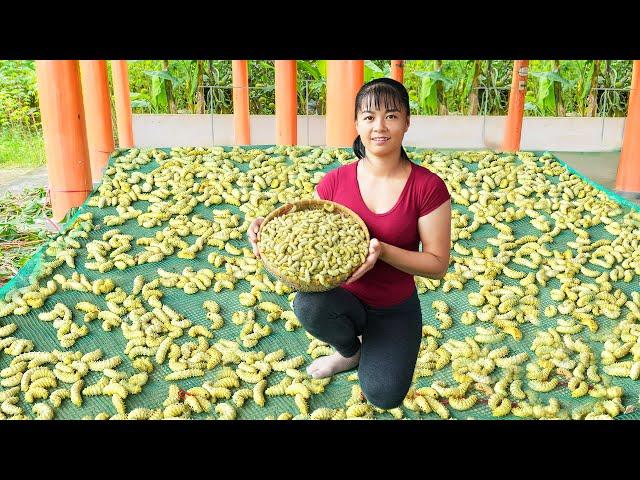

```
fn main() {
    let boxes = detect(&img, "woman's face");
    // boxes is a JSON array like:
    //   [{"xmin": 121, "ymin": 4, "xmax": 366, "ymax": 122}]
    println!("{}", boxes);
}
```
[{"xmin": 355, "ymin": 102, "xmax": 410, "ymax": 158}]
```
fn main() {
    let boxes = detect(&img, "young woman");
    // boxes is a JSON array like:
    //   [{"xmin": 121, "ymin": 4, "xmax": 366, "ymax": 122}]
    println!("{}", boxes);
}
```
[{"xmin": 247, "ymin": 77, "xmax": 451, "ymax": 409}]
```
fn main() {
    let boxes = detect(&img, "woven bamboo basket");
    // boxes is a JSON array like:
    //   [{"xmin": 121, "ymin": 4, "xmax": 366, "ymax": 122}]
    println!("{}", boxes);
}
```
[{"xmin": 257, "ymin": 199, "xmax": 370, "ymax": 292}]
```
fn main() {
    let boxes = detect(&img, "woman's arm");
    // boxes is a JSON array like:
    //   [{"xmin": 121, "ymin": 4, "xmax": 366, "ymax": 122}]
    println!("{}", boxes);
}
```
[{"xmin": 379, "ymin": 199, "xmax": 452, "ymax": 279}]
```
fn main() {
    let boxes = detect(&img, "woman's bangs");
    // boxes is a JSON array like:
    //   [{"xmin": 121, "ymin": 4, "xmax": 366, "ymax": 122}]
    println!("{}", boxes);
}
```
[{"xmin": 358, "ymin": 86, "xmax": 404, "ymax": 114}]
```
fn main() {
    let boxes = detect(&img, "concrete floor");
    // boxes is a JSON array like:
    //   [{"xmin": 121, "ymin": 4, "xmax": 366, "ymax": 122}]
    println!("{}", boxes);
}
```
[
  {"xmin": 550, "ymin": 151, "xmax": 620, "ymax": 190},
  {"xmin": 0, "ymin": 166, "xmax": 49, "ymax": 195},
  {"xmin": 0, "ymin": 151, "xmax": 638, "ymax": 206},
  {"xmin": 550, "ymin": 151, "xmax": 640, "ymax": 206}
]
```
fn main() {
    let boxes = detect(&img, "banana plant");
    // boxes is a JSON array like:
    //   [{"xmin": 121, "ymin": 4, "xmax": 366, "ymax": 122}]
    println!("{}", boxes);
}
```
[
  {"xmin": 143, "ymin": 67, "xmax": 180, "ymax": 113},
  {"xmin": 571, "ymin": 60, "xmax": 597, "ymax": 116},
  {"xmin": 464, "ymin": 60, "xmax": 482, "ymax": 115},
  {"xmin": 414, "ymin": 70, "xmax": 454, "ymax": 115},
  {"xmin": 129, "ymin": 91, "xmax": 151, "ymax": 111},
  {"xmin": 530, "ymin": 69, "xmax": 572, "ymax": 116},
  {"xmin": 596, "ymin": 60, "xmax": 632, "ymax": 117},
  {"xmin": 297, "ymin": 60, "xmax": 327, "ymax": 114},
  {"xmin": 205, "ymin": 61, "xmax": 233, "ymax": 114},
  {"xmin": 165, "ymin": 60, "xmax": 203, "ymax": 113},
  {"xmin": 477, "ymin": 60, "xmax": 512, "ymax": 115},
  {"xmin": 553, "ymin": 61, "xmax": 566, "ymax": 116},
  {"xmin": 195, "ymin": 60, "xmax": 205, "ymax": 113},
  {"xmin": 248, "ymin": 61, "xmax": 275, "ymax": 114},
  {"xmin": 364, "ymin": 60, "xmax": 389, "ymax": 83}
]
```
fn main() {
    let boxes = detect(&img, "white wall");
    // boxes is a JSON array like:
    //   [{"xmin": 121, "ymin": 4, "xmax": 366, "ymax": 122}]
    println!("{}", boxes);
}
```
[{"xmin": 132, "ymin": 114, "xmax": 626, "ymax": 152}]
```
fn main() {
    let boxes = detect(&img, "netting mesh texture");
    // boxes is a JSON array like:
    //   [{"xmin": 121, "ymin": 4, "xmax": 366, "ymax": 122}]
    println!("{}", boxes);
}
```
[{"xmin": 1, "ymin": 145, "xmax": 639, "ymax": 420}]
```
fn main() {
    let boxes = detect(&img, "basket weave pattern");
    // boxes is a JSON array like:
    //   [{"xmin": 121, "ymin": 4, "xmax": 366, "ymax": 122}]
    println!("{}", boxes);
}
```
[{"xmin": 257, "ymin": 199, "xmax": 370, "ymax": 292}]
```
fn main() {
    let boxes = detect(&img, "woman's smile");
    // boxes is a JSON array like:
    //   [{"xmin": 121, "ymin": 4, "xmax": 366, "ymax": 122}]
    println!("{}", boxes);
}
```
[{"xmin": 371, "ymin": 136, "xmax": 390, "ymax": 145}]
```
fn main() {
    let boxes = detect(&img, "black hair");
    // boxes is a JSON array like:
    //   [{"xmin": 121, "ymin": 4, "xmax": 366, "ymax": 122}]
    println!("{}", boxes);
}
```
[{"xmin": 352, "ymin": 77, "xmax": 410, "ymax": 161}]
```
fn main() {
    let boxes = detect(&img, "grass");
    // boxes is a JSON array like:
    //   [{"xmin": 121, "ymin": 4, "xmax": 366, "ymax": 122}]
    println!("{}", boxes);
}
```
[
  {"xmin": 0, "ymin": 186, "xmax": 53, "ymax": 287},
  {"xmin": 0, "ymin": 127, "xmax": 46, "ymax": 169}
]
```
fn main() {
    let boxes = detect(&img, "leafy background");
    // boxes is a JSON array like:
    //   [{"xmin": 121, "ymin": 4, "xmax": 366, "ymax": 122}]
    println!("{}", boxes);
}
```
[{"xmin": 1, "ymin": 60, "xmax": 633, "ymax": 128}]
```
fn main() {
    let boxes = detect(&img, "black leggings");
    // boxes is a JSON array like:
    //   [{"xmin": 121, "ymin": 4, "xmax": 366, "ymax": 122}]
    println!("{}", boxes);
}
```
[{"xmin": 293, "ymin": 287, "xmax": 422, "ymax": 409}]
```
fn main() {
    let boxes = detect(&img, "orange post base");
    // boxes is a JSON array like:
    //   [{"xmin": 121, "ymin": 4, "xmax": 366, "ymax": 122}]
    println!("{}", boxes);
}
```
[
  {"xmin": 80, "ymin": 60, "xmax": 115, "ymax": 182},
  {"xmin": 35, "ymin": 60, "xmax": 93, "ymax": 222}
]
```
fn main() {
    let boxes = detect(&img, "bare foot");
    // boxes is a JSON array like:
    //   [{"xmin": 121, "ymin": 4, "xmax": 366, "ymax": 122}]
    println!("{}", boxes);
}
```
[{"xmin": 307, "ymin": 336, "xmax": 362, "ymax": 379}]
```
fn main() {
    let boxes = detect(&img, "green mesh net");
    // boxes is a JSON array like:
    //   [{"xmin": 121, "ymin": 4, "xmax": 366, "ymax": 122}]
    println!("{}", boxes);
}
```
[{"xmin": 1, "ymin": 146, "xmax": 639, "ymax": 420}]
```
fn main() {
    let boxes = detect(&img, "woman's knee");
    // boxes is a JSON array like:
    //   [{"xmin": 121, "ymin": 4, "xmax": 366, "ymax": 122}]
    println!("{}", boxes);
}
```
[
  {"xmin": 292, "ymin": 291, "xmax": 332, "ymax": 330},
  {"xmin": 359, "ymin": 376, "xmax": 410, "ymax": 410}
]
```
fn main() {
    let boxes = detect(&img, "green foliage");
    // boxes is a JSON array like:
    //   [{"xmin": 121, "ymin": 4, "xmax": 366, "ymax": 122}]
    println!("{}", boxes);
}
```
[
  {"xmin": 0, "ymin": 60, "xmax": 40, "ymax": 128},
  {"xmin": 202, "ymin": 61, "xmax": 233, "ymax": 114},
  {"xmin": 551, "ymin": 60, "xmax": 594, "ymax": 116},
  {"xmin": 0, "ymin": 187, "xmax": 53, "ymax": 286},
  {"xmin": 596, "ymin": 60, "xmax": 633, "ymax": 116},
  {"xmin": 530, "ymin": 70, "xmax": 570, "ymax": 115},
  {"xmin": 476, "ymin": 60, "xmax": 512, "ymax": 115},
  {"xmin": 415, "ymin": 70, "xmax": 454, "ymax": 114},
  {"xmin": 0, "ymin": 127, "xmax": 45, "ymax": 168},
  {"xmin": 248, "ymin": 60, "xmax": 275, "ymax": 114},
  {"xmin": 0, "ymin": 60, "xmax": 635, "ymax": 129},
  {"xmin": 297, "ymin": 60, "xmax": 326, "ymax": 114},
  {"xmin": 364, "ymin": 60, "xmax": 389, "ymax": 83},
  {"xmin": 524, "ymin": 60, "xmax": 633, "ymax": 117}
]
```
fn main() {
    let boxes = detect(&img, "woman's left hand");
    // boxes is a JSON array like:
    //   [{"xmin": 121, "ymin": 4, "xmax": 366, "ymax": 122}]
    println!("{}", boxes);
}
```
[{"xmin": 344, "ymin": 238, "xmax": 382, "ymax": 285}]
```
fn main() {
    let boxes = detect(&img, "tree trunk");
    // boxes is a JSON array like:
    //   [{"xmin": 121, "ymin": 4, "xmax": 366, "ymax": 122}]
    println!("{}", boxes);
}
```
[
  {"xmin": 435, "ymin": 60, "xmax": 448, "ymax": 115},
  {"xmin": 484, "ymin": 60, "xmax": 493, "ymax": 114},
  {"xmin": 586, "ymin": 60, "xmax": 601, "ymax": 117},
  {"xmin": 196, "ymin": 60, "xmax": 205, "ymax": 114},
  {"xmin": 468, "ymin": 60, "xmax": 482, "ymax": 115},
  {"xmin": 600, "ymin": 60, "xmax": 613, "ymax": 116},
  {"xmin": 162, "ymin": 60, "xmax": 177, "ymax": 114},
  {"xmin": 553, "ymin": 60, "xmax": 566, "ymax": 116}
]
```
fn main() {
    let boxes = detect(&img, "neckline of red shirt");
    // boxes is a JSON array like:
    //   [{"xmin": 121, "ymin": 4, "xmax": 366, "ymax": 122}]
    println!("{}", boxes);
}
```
[{"xmin": 354, "ymin": 158, "xmax": 416, "ymax": 217}]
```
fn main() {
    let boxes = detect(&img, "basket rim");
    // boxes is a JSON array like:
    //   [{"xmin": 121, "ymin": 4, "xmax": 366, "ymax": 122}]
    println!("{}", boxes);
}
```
[{"xmin": 256, "ymin": 199, "xmax": 370, "ymax": 292}]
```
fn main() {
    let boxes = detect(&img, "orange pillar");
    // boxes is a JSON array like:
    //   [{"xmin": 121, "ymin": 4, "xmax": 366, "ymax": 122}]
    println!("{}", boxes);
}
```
[
  {"xmin": 391, "ymin": 60, "xmax": 404, "ymax": 83},
  {"xmin": 615, "ymin": 60, "xmax": 640, "ymax": 193},
  {"xmin": 111, "ymin": 60, "xmax": 134, "ymax": 148},
  {"xmin": 502, "ymin": 60, "xmax": 529, "ymax": 152},
  {"xmin": 326, "ymin": 60, "xmax": 364, "ymax": 147},
  {"xmin": 348, "ymin": 61, "xmax": 364, "ymax": 99},
  {"xmin": 35, "ymin": 61, "xmax": 93, "ymax": 222},
  {"xmin": 232, "ymin": 60, "xmax": 251, "ymax": 145},
  {"xmin": 79, "ymin": 60, "xmax": 115, "ymax": 182},
  {"xmin": 275, "ymin": 60, "xmax": 297, "ymax": 145}
]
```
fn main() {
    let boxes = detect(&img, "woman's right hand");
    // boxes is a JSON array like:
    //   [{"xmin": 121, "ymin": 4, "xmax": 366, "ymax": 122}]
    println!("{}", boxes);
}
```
[{"xmin": 247, "ymin": 217, "xmax": 265, "ymax": 258}]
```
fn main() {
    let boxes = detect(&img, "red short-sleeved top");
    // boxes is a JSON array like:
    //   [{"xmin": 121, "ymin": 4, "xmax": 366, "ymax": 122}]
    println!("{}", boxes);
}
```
[{"xmin": 316, "ymin": 159, "xmax": 450, "ymax": 307}]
